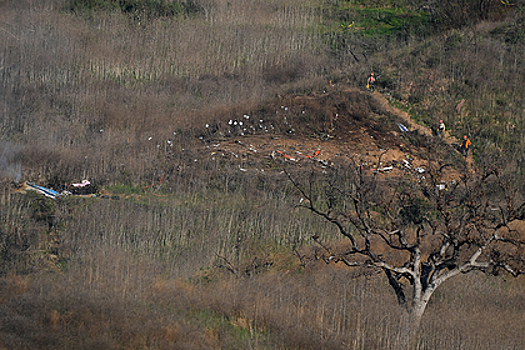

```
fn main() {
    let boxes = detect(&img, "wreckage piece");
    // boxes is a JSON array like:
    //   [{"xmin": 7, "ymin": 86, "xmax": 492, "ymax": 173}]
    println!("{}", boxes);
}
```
[
  {"xmin": 275, "ymin": 150, "xmax": 298, "ymax": 162},
  {"xmin": 71, "ymin": 180, "xmax": 90, "ymax": 188},
  {"xmin": 25, "ymin": 182, "xmax": 61, "ymax": 199},
  {"xmin": 397, "ymin": 123, "xmax": 409, "ymax": 132}
]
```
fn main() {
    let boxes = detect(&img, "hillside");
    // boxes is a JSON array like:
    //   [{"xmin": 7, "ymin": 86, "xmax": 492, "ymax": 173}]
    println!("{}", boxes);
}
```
[
  {"xmin": 188, "ymin": 85, "xmax": 463, "ymax": 183},
  {"xmin": 1, "ymin": 1, "xmax": 525, "ymax": 349}
]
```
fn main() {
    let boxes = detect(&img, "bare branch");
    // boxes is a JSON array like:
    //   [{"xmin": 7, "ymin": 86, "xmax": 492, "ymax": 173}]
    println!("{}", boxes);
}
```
[{"xmin": 285, "ymin": 146, "xmax": 525, "ymax": 337}]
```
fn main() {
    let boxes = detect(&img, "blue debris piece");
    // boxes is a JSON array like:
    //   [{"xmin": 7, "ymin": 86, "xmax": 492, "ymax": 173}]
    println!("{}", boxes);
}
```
[
  {"xmin": 397, "ymin": 123, "xmax": 409, "ymax": 132},
  {"xmin": 25, "ymin": 182, "xmax": 61, "ymax": 199}
]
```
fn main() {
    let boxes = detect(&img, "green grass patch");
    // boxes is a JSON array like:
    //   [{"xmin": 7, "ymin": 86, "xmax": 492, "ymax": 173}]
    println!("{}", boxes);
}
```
[
  {"xmin": 357, "ymin": 9, "xmax": 430, "ymax": 36},
  {"xmin": 105, "ymin": 183, "xmax": 144, "ymax": 196},
  {"xmin": 321, "ymin": 3, "xmax": 431, "ymax": 38}
]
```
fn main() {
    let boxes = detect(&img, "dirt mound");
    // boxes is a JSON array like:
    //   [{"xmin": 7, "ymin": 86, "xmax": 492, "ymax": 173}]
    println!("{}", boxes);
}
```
[{"xmin": 197, "ymin": 85, "xmax": 463, "ymax": 183}]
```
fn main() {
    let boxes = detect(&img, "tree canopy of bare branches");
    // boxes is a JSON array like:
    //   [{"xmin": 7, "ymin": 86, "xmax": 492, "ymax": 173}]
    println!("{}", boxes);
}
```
[{"xmin": 288, "ymin": 151, "xmax": 525, "ymax": 344}]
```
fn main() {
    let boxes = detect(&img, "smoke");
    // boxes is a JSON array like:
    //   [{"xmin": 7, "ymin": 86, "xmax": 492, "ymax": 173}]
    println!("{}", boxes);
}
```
[{"xmin": 0, "ymin": 142, "xmax": 23, "ymax": 183}]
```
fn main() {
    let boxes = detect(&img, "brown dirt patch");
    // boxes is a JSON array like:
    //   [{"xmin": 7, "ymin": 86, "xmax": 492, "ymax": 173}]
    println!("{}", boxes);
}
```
[{"xmin": 198, "ymin": 86, "xmax": 463, "ymax": 183}]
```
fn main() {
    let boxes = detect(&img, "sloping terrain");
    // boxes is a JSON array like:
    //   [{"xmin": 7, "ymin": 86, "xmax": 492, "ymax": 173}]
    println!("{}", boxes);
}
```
[
  {"xmin": 12, "ymin": 83, "xmax": 466, "ymax": 197},
  {"xmin": 192, "ymin": 84, "xmax": 464, "ymax": 184}
]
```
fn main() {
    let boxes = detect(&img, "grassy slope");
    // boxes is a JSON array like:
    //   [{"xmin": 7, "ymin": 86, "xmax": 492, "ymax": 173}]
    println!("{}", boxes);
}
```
[{"xmin": 1, "ymin": 0, "xmax": 525, "ymax": 349}]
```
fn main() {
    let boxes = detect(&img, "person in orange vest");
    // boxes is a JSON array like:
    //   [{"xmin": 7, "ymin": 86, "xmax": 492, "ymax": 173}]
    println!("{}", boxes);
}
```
[
  {"xmin": 460, "ymin": 135, "xmax": 471, "ymax": 157},
  {"xmin": 366, "ymin": 72, "xmax": 376, "ymax": 92}
]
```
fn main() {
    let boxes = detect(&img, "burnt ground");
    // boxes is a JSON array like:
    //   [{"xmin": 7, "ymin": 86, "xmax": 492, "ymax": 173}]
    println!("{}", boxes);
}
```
[{"xmin": 194, "ymin": 85, "xmax": 465, "ymax": 184}]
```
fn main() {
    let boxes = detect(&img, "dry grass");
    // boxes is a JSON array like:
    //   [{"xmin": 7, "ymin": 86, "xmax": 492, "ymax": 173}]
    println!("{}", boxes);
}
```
[
  {"xmin": 2, "ymin": 1, "xmax": 525, "ymax": 349},
  {"xmin": 0, "ymin": 0, "xmax": 337, "ymax": 184},
  {"xmin": 2, "ymin": 183, "xmax": 525, "ymax": 349},
  {"xmin": 1, "ymin": 258, "xmax": 524, "ymax": 349}
]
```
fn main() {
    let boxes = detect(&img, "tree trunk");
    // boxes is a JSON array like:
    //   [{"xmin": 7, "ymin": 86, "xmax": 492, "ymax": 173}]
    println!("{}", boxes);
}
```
[{"xmin": 398, "ymin": 300, "xmax": 427, "ymax": 349}]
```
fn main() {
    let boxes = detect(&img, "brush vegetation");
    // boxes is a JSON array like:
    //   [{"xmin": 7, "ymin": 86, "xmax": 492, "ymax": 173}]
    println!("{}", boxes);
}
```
[{"xmin": 1, "ymin": 0, "xmax": 525, "ymax": 348}]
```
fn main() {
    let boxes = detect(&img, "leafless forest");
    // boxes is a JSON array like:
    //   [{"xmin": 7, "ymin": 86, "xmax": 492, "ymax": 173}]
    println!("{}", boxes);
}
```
[{"xmin": 1, "ymin": 0, "xmax": 525, "ymax": 349}]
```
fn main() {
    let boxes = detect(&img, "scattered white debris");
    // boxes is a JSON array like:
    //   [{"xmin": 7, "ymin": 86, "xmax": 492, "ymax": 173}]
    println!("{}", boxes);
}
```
[
  {"xmin": 71, "ymin": 180, "xmax": 90, "ymax": 188},
  {"xmin": 415, "ymin": 167, "xmax": 425, "ymax": 173}
]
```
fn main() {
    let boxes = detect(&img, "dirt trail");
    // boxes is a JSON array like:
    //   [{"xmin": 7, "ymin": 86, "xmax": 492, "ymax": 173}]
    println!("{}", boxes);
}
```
[
  {"xmin": 365, "ymin": 88, "xmax": 460, "ymax": 147},
  {"xmin": 368, "ymin": 90, "xmax": 433, "ymax": 137},
  {"xmin": 366, "ymin": 88, "xmax": 475, "ymax": 172}
]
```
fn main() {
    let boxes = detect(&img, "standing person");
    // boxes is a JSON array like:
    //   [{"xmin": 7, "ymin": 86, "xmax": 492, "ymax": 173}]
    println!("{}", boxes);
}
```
[
  {"xmin": 460, "ymin": 135, "xmax": 471, "ymax": 157},
  {"xmin": 366, "ymin": 72, "xmax": 376, "ymax": 92},
  {"xmin": 438, "ymin": 120, "xmax": 446, "ymax": 139}
]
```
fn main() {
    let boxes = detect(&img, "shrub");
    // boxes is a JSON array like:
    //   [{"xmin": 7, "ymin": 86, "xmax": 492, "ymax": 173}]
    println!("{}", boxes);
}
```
[{"xmin": 68, "ymin": 0, "xmax": 202, "ymax": 20}]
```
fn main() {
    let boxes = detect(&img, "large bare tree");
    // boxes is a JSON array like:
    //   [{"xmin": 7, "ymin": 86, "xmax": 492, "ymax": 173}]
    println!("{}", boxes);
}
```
[{"xmin": 288, "ymin": 151, "xmax": 525, "ymax": 345}]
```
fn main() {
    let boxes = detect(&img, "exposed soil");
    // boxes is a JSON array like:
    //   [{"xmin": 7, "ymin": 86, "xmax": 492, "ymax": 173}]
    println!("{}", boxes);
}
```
[
  {"xmin": 197, "ymin": 85, "xmax": 465, "ymax": 183},
  {"xmin": 14, "ymin": 85, "xmax": 469, "ymax": 195}
]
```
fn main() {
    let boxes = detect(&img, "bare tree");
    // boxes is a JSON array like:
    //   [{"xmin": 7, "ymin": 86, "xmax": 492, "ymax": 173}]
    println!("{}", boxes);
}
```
[{"xmin": 288, "ymin": 153, "xmax": 525, "ymax": 346}]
